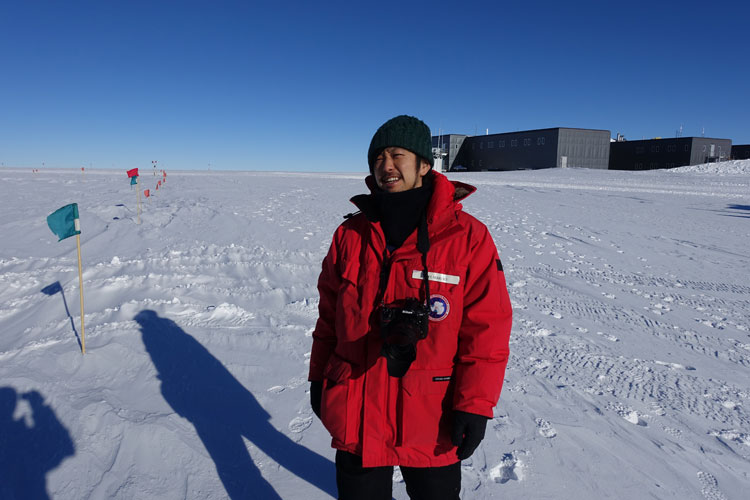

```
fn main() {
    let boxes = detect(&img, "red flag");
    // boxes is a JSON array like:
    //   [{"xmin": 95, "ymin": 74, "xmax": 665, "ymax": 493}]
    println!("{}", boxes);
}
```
[
  {"xmin": 156, "ymin": 184, "xmax": 159, "ymax": 190},
  {"xmin": 126, "ymin": 168, "xmax": 139, "ymax": 178},
  {"xmin": 158, "ymin": 180, "xmax": 161, "ymax": 187},
  {"xmin": 144, "ymin": 189, "xmax": 150, "ymax": 197}
]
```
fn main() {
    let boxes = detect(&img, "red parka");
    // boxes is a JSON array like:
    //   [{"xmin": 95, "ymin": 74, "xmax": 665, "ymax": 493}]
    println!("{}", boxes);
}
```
[{"xmin": 309, "ymin": 171, "xmax": 512, "ymax": 468}]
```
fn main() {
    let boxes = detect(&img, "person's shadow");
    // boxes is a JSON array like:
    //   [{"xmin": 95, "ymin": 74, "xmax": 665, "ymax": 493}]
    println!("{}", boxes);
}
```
[
  {"xmin": 0, "ymin": 387, "xmax": 75, "ymax": 500},
  {"xmin": 135, "ymin": 310, "xmax": 336, "ymax": 499}
]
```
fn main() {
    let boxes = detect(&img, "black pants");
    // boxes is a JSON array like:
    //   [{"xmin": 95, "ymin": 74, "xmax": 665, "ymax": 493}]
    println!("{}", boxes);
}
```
[{"xmin": 335, "ymin": 450, "xmax": 461, "ymax": 500}]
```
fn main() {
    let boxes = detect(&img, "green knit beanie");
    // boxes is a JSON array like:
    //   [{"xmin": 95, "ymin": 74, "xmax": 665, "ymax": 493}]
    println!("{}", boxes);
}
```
[{"xmin": 368, "ymin": 115, "xmax": 434, "ymax": 172}]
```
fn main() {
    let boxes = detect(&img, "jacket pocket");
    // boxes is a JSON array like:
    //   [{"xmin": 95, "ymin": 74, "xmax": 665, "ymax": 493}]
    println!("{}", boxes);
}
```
[
  {"xmin": 321, "ymin": 354, "xmax": 352, "ymax": 443},
  {"xmin": 400, "ymin": 369, "xmax": 454, "ymax": 447}
]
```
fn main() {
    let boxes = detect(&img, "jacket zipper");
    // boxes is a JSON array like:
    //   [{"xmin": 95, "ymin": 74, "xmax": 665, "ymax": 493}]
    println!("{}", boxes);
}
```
[{"xmin": 378, "ymin": 245, "xmax": 393, "ymax": 449}]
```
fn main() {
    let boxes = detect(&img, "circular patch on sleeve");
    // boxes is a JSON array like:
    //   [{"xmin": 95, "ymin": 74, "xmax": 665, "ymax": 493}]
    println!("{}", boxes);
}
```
[{"xmin": 429, "ymin": 294, "xmax": 450, "ymax": 322}]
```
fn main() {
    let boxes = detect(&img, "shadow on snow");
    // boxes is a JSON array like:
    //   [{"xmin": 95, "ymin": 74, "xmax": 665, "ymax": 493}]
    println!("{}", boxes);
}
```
[
  {"xmin": 0, "ymin": 387, "xmax": 75, "ymax": 499},
  {"xmin": 134, "ymin": 310, "xmax": 336, "ymax": 499},
  {"xmin": 41, "ymin": 281, "xmax": 83, "ymax": 352},
  {"xmin": 724, "ymin": 204, "xmax": 750, "ymax": 218}
]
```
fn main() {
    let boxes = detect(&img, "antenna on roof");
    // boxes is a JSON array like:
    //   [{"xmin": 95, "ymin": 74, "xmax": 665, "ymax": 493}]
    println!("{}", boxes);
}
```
[{"xmin": 676, "ymin": 124, "xmax": 683, "ymax": 138}]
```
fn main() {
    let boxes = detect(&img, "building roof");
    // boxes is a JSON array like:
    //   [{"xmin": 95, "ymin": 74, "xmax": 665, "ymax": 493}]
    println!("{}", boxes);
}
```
[
  {"xmin": 610, "ymin": 137, "xmax": 731, "ymax": 144},
  {"xmin": 464, "ymin": 127, "xmax": 610, "ymax": 138}
]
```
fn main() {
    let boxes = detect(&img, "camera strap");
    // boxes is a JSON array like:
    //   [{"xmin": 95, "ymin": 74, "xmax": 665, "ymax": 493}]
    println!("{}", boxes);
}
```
[
  {"xmin": 417, "ymin": 211, "xmax": 431, "ymax": 306},
  {"xmin": 376, "ymin": 210, "xmax": 431, "ymax": 306},
  {"xmin": 378, "ymin": 247, "xmax": 391, "ymax": 300},
  {"xmin": 378, "ymin": 211, "xmax": 432, "ymax": 378}
]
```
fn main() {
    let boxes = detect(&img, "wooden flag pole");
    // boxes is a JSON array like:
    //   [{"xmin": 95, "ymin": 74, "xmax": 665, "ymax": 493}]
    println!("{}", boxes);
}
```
[
  {"xmin": 76, "ymin": 233, "xmax": 86, "ymax": 354},
  {"xmin": 136, "ymin": 177, "xmax": 141, "ymax": 224}
]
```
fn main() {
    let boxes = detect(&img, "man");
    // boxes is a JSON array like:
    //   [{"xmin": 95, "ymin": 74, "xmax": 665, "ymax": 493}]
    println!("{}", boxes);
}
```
[{"xmin": 309, "ymin": 115, "xmax": 512, "ymax": 499}]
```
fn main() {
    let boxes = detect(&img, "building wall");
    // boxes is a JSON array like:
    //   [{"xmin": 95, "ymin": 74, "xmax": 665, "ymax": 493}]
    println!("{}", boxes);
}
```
[
  {"xmin": 557, "ymin": 129, "xmax": 611, "ymax": 169},
  {"xmin": 609, "ymin": 138, "xmax": 693, "ymax": 170},
  {"xmin": 432, "ymin": 134, "xmax": 467, "ymax": 171},
  {"xmin": 690, "ymin": 138, "xmax": 732, "ymax": 164},
  {"xmin": 452, "ymin": 128, "xmax": 610, "ymax": 171},
  {"xmin": 609, "ymin": 137, "xmax": 732, "ymax": 170},
  {"xmin": 731, "ymin": 144, "xmax": 750, "ymax": 160},
  {"xmin": 453, "ymin": 129, "xmax": 560, "ymax": 171}
]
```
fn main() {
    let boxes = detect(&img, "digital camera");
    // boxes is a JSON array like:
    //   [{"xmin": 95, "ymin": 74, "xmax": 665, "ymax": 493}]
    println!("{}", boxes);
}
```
[{"xmin": 380, "ymin": 298, "xmax": 430, "ymax": 377}]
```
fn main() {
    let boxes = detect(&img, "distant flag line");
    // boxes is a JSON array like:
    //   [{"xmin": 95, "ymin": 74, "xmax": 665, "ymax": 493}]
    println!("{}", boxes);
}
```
[
  {"xmin": 124, "ymin": 166, "xmax": 170, "ymax": 218},
  {"xmin": 42, "ymin": 166, "xmax": 170, "ymax": 354}
]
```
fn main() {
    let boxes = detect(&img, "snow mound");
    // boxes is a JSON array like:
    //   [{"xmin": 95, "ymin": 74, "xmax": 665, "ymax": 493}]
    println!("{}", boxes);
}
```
[{"xmin": 669, "ymin": 159, "xmax": 750, "ymax": 175}]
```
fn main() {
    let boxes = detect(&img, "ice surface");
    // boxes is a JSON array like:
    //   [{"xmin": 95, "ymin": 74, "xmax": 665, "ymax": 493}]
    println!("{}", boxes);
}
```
[{"xmin": 1, "ymin": 162, "xmax": 749, "ymax": 499}]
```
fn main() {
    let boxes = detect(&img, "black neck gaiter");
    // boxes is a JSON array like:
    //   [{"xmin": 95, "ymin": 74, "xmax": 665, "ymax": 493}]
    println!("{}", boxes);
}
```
[{"xmin": 372, "ymin": 177, "xmax": 434, "ymax": 250}]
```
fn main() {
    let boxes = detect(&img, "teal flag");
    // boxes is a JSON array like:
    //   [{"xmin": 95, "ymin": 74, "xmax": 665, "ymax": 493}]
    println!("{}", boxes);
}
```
[
  {"xmin": 47, "ymin": 203, "xmax": 81, "ymax": 241},
  {"xmin": 130, "ymin": 175, "xmax": 138, "ymax": 185}
]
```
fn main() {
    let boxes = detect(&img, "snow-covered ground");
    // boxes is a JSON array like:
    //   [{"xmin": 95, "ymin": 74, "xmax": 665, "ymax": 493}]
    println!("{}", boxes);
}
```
[{"xmin": 1, "ymin": 162, "xmax": 749, "ymax": 499}]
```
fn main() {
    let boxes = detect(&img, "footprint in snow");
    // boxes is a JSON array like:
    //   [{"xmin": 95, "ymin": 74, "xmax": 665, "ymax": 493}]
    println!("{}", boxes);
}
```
[
  {"xmin": 663, "ymin": 426, "xmax": 682, "ymax": 439},
  {"xmin": 535, "ymin": 418, "xmax": 557, "ymax": 438},
  {"xmin": 489, "ymin": 452, "xmax": 525, "ymax": 484},
  {"xmin": 529, "ymin": 328, "xmax": 554, "ymax": 337},
  {"xmin": 288, "ymin": 416, "xmax": 312, "ymax": 434},
  {"xmin": 697, "ymin": 470, "xmax": 729, "ymax": 500},
  {"xmin": 596, "ymin": 331, "xmax": 619, "ymax": 342},
  {"xmin": 623, "ymin": 411, "xmax": 647, "ymax": 426},
  {"xmin": 608, "ymin": 403, "xmax": 647, "ymax": 426},
  {"xmin": 649, "ymin": 402, "xmax": 666, "ymax": 416},
  {"xmin": 655, "ymin": 360, "xmax": 695, "ymax": 371}
]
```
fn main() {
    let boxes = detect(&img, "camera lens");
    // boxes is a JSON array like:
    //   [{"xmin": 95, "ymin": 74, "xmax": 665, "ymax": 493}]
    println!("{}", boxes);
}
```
[
  {"xmin": 382, "ymin": 343, "xmax": 416, "ymax": 378},
  {"xmin": 379, "ymin": 299, "xmax": 431, "ymax": 377}
]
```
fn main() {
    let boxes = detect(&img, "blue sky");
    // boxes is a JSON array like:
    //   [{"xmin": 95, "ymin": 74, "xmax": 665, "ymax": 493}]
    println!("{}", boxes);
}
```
[{"xmin": 1, "ymin": 0, "xmax": 748, "ymax": 172}]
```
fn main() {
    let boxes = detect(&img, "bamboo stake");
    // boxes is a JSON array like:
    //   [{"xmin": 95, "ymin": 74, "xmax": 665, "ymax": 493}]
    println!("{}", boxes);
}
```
[
  {"xmin": 136, "ymin": 177, "xmax": 141, "ymax": 224},
  {"xmin": 76, "ymin": 233, "xmax": 86, "ymax": 354}
]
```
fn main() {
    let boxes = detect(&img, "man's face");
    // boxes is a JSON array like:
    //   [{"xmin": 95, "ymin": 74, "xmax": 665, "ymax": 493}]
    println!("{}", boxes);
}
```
[{"xmin": 373, "ymin": 147, "xmax": 431, "ymax": 193}]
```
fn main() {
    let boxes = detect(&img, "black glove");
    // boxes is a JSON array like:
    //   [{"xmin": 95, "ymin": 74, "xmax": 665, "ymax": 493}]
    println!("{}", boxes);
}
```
[
  {"xmin": 451, "ymin": 410, "xmax": 489, "ymax": 460},
  {"xmin": 310, "ymin": 381, "xmax": 323, "ymax": 419}
]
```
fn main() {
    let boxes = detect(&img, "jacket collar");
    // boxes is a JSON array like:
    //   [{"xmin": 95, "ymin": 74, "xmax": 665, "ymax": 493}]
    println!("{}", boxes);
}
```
[{"xmin": 352, "ymin": 171, "xmax": 476, "ymax": 225}]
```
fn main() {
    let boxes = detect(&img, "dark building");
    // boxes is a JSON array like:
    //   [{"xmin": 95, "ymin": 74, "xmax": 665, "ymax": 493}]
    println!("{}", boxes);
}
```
[
  {"xmin": 731, "ymin": 144, "xmax": 750, "ymax": 160},
  {"xmin": 441, "ymin": 127, "xmax": 610, "ymax": 171},
  {"xmin": 609, "ymin": 137, "xmax": 732, "ymax": 170},
  {"xmin": 431, "ymin": 134, "xmax": 468, "ymax": 172}
]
